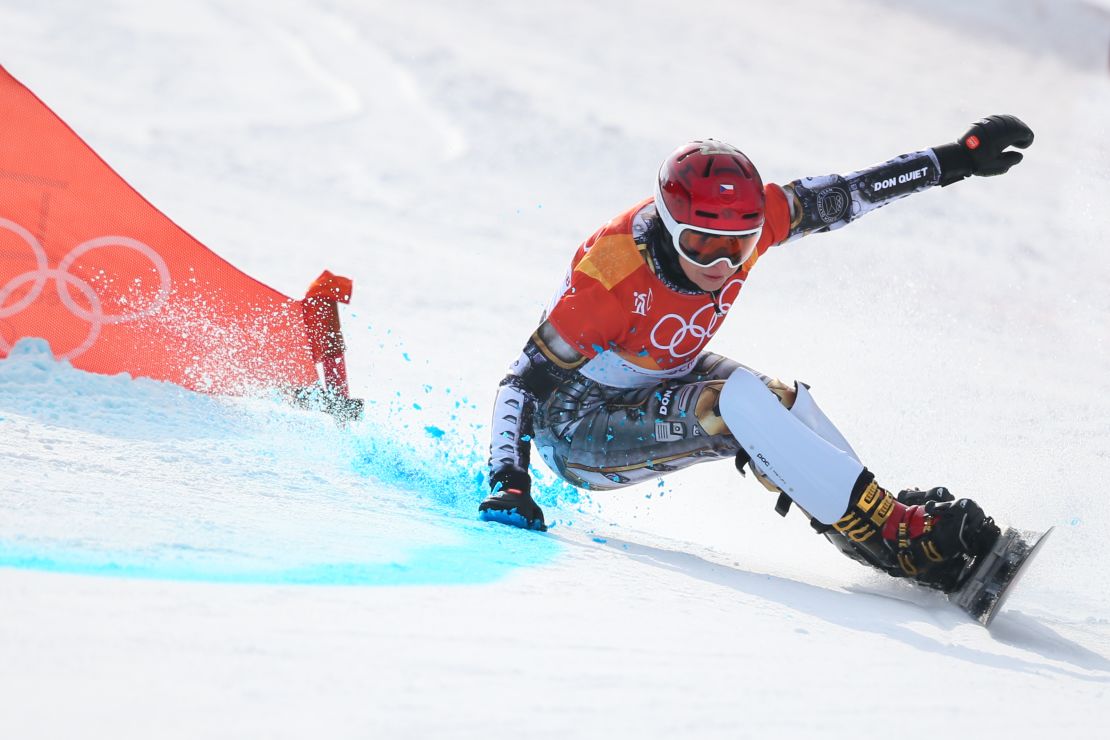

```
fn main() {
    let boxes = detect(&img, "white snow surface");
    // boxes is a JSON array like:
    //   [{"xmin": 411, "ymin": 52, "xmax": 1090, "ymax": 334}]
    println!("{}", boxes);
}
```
[{"xmin": 2, "ymin": 1, "xmax": 1110, "ymax": 738}]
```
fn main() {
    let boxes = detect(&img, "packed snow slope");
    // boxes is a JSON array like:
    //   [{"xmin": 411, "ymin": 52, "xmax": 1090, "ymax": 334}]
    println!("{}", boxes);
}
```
[{"xmin": 2, "ymin": 1, "xmax": 1109, "ymax": 738}]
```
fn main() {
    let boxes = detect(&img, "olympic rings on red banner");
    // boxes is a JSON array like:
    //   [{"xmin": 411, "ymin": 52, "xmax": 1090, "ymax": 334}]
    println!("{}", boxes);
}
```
[{"xmin": 0, "ymin": 216, "xmax": 171, "ymax": 359}]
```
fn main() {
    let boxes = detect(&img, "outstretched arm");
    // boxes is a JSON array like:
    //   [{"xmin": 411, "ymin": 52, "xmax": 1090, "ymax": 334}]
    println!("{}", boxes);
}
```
[{"xmin": 782, "ymin": 114, "xmax": 1034, "ymax": 241}]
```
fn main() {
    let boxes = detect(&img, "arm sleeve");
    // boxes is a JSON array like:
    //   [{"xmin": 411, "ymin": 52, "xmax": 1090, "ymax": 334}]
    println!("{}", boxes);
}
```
[
  {"xmin": 778, "ymin": 148, "xmax": 947, "ymax": 242},
  {"xmin": 488, "ymin": 252, "xmax": 629, "ymax": 491},
  {"xmin": 487, "ymin": 322, "xmax": 587, "ymax": 493}
]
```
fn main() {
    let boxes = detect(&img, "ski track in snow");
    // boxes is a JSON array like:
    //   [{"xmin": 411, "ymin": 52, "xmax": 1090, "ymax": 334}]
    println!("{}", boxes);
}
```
[{"xmin": 2, "ymin": 0, "xmax": 1110, "ymax": 738}]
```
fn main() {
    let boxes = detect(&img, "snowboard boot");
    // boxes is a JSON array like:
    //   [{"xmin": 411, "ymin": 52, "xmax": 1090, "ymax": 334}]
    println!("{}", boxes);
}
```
[{"xmin": 825, "ymin": 472, "xmax": 1000, "ymax": 592}]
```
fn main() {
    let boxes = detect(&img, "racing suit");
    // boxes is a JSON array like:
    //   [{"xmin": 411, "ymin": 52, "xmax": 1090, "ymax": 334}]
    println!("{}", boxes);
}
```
[
  {"xmin": 488, "ymin": 149, "xmax": 947, "ymax": 493},
  {"xmin": 483, "ymin": 138, "xmax": 1016, "ymax": 591}
]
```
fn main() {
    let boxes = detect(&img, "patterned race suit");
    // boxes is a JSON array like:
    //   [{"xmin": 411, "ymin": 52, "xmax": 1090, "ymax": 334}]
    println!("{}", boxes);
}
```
[{"xmin": 488, "ymin": 149, "xmax": 949, "ymax": 494}]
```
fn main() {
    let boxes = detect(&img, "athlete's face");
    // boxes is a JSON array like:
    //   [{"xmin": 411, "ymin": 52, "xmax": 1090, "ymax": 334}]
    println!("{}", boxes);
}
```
[{"xmin": 678, "ymin": 256, "xmax": 740, "ymax": 292}]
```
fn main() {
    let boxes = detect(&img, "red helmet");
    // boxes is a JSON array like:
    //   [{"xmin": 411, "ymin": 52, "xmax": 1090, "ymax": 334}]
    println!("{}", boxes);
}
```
[{"xmin": 654, "ymin": 140, "xmax": 766, "ymax": 269}]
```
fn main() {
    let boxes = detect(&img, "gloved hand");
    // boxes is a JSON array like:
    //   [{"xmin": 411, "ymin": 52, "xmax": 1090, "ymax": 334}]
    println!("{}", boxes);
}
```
[
  {"xmin": 479, "ymin": 465, "xmax": 546, "ymax": 531},
  {"xmin": 934, "ymin": 114, "xmax": 1034, "ymax": 185},
  {"xmin": 479, "ymin": 489, "xmax": 546, "ymax": 531}
]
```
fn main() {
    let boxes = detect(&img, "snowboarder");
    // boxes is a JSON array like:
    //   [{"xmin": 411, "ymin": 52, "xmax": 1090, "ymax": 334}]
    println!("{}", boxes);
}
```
[{"xmin": 480, "ymin": 115, "xmax": 1034, "ymax": 593}]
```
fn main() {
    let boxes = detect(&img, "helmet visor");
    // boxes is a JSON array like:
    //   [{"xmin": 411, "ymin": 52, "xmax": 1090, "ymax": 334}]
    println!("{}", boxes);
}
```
[{"xmin": 676, "ymin": 226, "xmax": 761, "ymax": 270}]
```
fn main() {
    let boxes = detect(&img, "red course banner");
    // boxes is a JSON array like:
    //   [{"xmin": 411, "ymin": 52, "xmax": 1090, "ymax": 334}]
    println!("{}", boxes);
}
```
[{"xmin": 0, "ymin": 66, "xmax": 356, "ymax": 409}]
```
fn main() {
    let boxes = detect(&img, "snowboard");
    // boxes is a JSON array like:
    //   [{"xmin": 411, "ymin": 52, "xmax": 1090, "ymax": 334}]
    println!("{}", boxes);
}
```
[{"xmin": 949, "ymin": 526, "xmax": 1054, "ymax": 627}]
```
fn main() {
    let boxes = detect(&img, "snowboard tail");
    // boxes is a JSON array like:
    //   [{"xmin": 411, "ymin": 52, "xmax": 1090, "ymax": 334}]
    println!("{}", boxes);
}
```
[{"xmin": 950, "ymin": 526, "xmax": 1054, "ymax": 627}]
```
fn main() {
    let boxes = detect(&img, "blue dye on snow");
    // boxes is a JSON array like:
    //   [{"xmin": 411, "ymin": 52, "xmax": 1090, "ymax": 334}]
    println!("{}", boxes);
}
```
[
  {"xmin": 0, "ymin": 339, "xmax": 572, "ymax": 587},
  {"xmin": 0, "ymin": 520, "xmax": 559, "ymax": 587}
]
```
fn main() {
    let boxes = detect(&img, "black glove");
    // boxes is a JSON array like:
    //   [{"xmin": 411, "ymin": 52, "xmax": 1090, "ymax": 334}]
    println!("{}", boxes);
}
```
[
  {"xmin": 934, "ymin": 114, "xmax": 1034, "ymax": 186},
  {"xmin": 479, "ymin": 489, "xmax": 546, "ymax": 531},
  {"xmin": 479, "ymin": 465, "xmax": 546, "ymax": 531}
]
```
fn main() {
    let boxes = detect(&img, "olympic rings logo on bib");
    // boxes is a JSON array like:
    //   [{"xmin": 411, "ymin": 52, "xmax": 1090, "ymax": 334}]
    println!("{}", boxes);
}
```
[
  {"xmin": 0, "ymin": 217, "xmax": 171, "ymax": 360},
  {"xmin": 649, "ymin": 278, "xmax": 743, "ymax": 359}
]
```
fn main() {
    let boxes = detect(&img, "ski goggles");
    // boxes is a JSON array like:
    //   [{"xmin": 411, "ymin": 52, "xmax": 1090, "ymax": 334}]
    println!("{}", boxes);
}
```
[
  {"xmin": 673, "ymin": 227, "xmax": 762, "ymax": 270},
  {"xmin": 654, "ymin": 185, "xmax": 762, "ymax": 270}
]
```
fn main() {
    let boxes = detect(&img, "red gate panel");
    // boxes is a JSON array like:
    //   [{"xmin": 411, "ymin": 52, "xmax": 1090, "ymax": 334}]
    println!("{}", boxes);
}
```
[{"xmin": 0, "ymin": 66, "xmax": 355, "ymax": 410}]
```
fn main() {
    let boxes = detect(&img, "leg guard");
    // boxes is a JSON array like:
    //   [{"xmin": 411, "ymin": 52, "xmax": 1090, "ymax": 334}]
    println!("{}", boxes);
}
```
[
  {"xmin": 719, "ymin": 368, "xmax": 1001, "ymax": 591},
  {"xmin": 719, "ymin": 368, "xmax": 863, "ymax": 525},
  {"xmin": 789, "ymin": 383, "xmax": 859, "ymax": 463}
]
